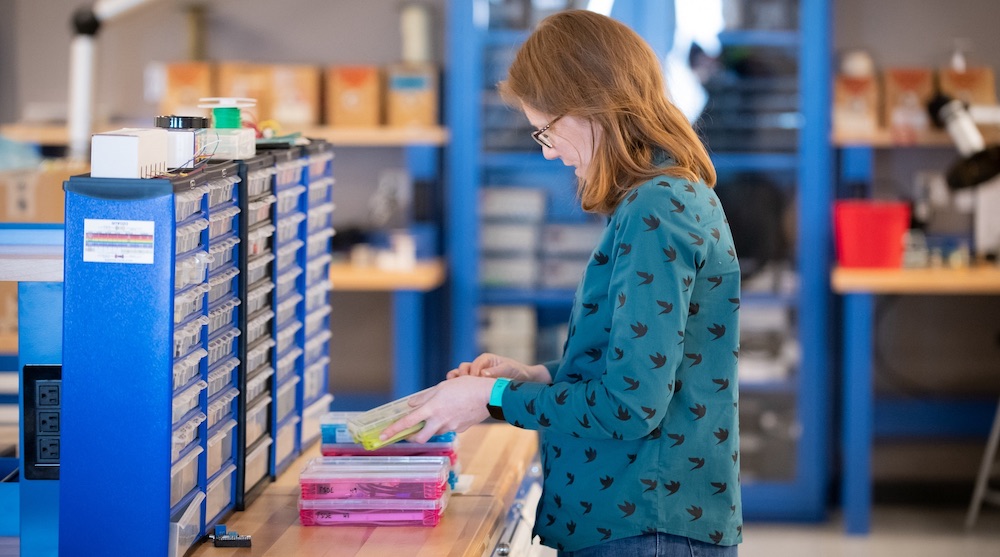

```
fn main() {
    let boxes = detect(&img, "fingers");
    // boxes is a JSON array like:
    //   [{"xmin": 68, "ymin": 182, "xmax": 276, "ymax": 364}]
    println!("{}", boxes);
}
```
[{"xmin": 446, "ymin": 361, "xmax": 474, "ymax": 379}]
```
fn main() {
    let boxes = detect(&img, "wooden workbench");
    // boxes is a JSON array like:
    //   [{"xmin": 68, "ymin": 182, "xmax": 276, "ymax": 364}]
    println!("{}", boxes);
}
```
[
  {"xmin": 189, "ymin": 423, "xmax": 539, "ymax": 557},
  {"xmin": 831, "ymin": 265, "xmax": 1000, "ymax": 534}
]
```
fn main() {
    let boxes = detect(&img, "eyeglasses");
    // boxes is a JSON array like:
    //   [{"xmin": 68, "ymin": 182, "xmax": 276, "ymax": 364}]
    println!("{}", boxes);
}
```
[{"xmin": 531, "ymin": 114, "xmax": 564, "ymax": 149}]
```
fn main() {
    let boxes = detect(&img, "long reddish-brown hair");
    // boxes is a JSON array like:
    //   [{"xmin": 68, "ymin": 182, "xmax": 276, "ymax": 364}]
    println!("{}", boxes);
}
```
[{"xmin": 499, "ymin": 10, "xmax": 716, "ymax": 215}]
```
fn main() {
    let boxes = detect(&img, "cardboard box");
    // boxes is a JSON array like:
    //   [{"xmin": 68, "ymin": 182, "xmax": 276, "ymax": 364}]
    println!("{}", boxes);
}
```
[
  {"xmin": 215, "ymin": 62, "xmax": 273, "ymax": 124},
  {"xmin": 939, "ymin": 67, "xmax": 997, "ymax": 106},
  {"xmin": 0, "ymin": 160, "xmax": 86, "ymax": 223},
  {"xmin": 832, "ymin": 75, "xmax": 879, "ymax": 140},
  {"xmin": 385, "ymin": 63, "xmax": 438, "ymax": 127},
  {"xmin": 271, "ymin": 64, "xmax": 322, "ymax": 126},
  {"xmin": 883, "ymin": 68, "xmax": 934, "ymax": 143},
  {"xmin": 0, "ymin": 160, "xmax": 88, "ymax": 343},
  {"xmin": 326, "ymin": 66, "xmax": 382, "ymax": 127},
  {"xmin": 159, "ymin": 61, "xmax": 214, "ymax": 118}
]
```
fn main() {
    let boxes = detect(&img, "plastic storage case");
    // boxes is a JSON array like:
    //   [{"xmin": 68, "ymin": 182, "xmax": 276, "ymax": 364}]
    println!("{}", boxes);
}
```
[
  {"xmin": 207, "ymin": 356, "xmax": 238, "ymax": 398},
  {"xmin": 346, "ymin": 391, "xmax": 429, "ymax": 450},
  {"xmin": 308, "ymin": 203, "xmax": 334, "ymax": 234},
  {"xmin": 245, "ymin": 396, "xmax": 272, "ymax": 448},
  {"xmin": 275, "ymin": 346, "xmax": 303, "ymax": 383},
  {"xmin": 246, "ymin": 166, "xmax": 276, "ymax": 198},
  {"xmin": 299, "ymin": 456, "xmax": 451, "ymax": 500},
  {"xmin": 173, "ymin": 348, "xmax": 207, "ymax": 388},
  {"xmin": 276, "ymin": 213, "xmax": 306, "ymax": 244},
  {"xmin": 175, "ymin": 218, "xmax": 209, "ymax": 254},
  {"xmin": 172, "ymin": 412, "xmax": 206, "ymax": 461},
  {"xmin": 207, "ymin": 236, "xmax": 240, "ymax": 273},
  {"xmin": 174, "ymin": 314, "xmax": 209, "ymax": 357},
  {"xmin": 207, "ymin": 418, "xmax": 238, "ymax": 477},
  {"xmin": 168, "ymin": 491, "xmax": 204, "ymax": 557},
  {"xmin": 245, "ymin": 436, "xmax": 273, "ymax": 489},
  {"xmin": 206, "ymin": 463, "xmax": 237, "ymax": 522},
  {"xmin": 276, "ymin": 239, "xmax": 304, "ymax": 271},
  {"xmin": 172, "ymin": 380, "xmax": 207, "ymax": 424},
  {"xmin": 247, "ymin": 194, "xmax": 277, "ymax": 227},
  {"xmin": 298, "ymin": 492, "xmax": 449, "ymax": 527},
  {"xmin": 174, "ymin": 185, "xmax": 209, "ymax": 222},
  {"xmin": 170, "ymin": 446, "xmax": 203, "ymax": 508},
  {"xmin": 245, "ymin": 279, "xmax": 275, "ymax": 313}
]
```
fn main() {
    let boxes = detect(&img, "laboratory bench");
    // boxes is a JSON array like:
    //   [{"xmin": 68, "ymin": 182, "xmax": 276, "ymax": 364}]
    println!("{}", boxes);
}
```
[{"xmin": 188, "ymin": 422, "xmax": 539, "ymax": 557}]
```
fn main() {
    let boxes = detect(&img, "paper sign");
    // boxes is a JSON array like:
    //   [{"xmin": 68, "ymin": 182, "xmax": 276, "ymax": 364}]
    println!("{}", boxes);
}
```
[{"xmin": 83, "ymin": 219, "xmax": 155, "ymax": 264}]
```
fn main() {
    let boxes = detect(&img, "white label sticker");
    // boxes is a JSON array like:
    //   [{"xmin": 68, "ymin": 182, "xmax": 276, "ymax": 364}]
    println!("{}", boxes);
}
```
[{"xmin": 83, "ymin": 219, "xmax": 155, "ymax": 264}]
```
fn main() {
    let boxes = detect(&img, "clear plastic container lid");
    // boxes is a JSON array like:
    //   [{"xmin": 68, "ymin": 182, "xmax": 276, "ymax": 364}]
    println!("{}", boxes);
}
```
[
  {"xmin": 298, "ymin": 490, "xmax": 449, "ymax": 511},
  {"xmin": 301, "ymin": 456, "xmax": 450, "ymax": 478},
  {"xmin": 347, "ymin": 390, "xmax": 431, "ymax": 450}
]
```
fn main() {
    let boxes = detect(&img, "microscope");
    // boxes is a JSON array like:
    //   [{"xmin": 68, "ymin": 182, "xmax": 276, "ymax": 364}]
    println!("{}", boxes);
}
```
[{"xmin": 928, "ymin": 94, "xmax": 1000, "ymax": 261}]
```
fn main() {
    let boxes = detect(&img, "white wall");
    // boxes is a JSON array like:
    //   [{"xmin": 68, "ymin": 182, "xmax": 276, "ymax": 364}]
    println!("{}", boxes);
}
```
[{"xmin": 7, "ymin": 0, "xmax": 444, "ymax": 124}]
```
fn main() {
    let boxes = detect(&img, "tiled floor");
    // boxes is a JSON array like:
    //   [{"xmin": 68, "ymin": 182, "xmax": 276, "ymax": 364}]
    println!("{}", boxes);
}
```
[
  {"xmin": 741, "ymin": 505, "xmax": 1000, "ymax": 557},
  {"xmin": 4, "ymin": 505, "xmax": 998, "ymax": 556}
]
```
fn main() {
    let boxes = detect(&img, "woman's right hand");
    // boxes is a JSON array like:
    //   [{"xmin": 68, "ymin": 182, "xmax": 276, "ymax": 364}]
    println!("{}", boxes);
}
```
[{"xmin": 446, "ymin": 352, "xmax": 551, "ymax": 383}]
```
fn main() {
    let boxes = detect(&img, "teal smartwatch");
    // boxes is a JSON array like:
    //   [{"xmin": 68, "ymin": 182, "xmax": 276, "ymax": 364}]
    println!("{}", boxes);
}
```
[{"xmin": 487, "ymin": 378, "xmax": 510, "ymax": 421}]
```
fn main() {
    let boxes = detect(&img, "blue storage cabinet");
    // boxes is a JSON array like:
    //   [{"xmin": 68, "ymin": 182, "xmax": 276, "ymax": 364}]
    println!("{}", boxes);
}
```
[
  {"xmin": 265, "ymin": 146, "xmax": 308, "ymax": 479},
  {"xmin": 235, "ymin": 152, "xmax": 278, "ymax": 508},
  {"xmin": 61, "ymin": 161, "xmax": 242, "ymax": 556},
  {"xmin": 300, "ymin": 141, "xmax": 335, "ymax": 447},
  {"xmin": 445, "ymin": 0, "xmax": 832, "ymax": 521}
]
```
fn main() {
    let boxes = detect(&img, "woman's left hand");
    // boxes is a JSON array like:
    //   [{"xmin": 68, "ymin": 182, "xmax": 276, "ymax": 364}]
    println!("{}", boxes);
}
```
[{"xmin": 379, "ymin": 376, "xmax": 495, "ymax": 444}]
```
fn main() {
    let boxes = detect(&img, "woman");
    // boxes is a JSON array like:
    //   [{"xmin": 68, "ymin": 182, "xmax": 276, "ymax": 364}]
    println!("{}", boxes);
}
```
[{"xmin": 380, "ymin": 10, "xmax": 741, "ymax": 556}]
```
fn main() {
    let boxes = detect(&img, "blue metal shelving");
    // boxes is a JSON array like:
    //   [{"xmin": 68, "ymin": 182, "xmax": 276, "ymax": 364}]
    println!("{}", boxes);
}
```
[{"xmin": 446, "ymin": 0, "xmax": 832, "ymax": 522}]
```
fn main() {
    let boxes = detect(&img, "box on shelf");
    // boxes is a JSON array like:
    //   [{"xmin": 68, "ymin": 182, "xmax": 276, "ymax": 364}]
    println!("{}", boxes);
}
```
[
  {"xmin": 326, "ymin": 65, "xmax": 382, "ymax": 127},
  {"xmin": 938, "ymin": 66, "xmax": 997, "ymax": 106},
  {"xmin": 882, "ymin": 68, "xmax": 934, "ymax": 143},
  {"xmin": 385, "ymin": 63, "xmax": 438, "ymax": 127},
  {"xmin": 159, "ymin": 61, "xmax": 213, "ymax": 117},
  {"xmin": 271, "ymin": 64, "xmax": 322, "ymax": 126},
  {"xmin": 832, "ymin": 75, "xmax": 879, "ymax": 140},
  {"xmin": 215, "ymin": 62, "xmax": 273, "ymax": 123}
]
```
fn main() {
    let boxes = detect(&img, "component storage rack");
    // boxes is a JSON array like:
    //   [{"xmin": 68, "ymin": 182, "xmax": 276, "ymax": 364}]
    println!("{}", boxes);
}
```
[{"xmin": 60, "ymin": 161, "xmax": 243, "ymax": 556}]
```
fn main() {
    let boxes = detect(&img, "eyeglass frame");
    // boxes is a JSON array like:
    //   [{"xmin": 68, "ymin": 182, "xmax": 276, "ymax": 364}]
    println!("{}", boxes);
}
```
[{"xmin": 531, "ymin": 114, "xmax": 565, "ymax": 149}]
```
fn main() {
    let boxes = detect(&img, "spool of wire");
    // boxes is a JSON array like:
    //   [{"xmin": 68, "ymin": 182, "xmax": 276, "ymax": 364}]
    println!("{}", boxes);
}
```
[{"xmin": 197, "ymin": 97, "xmax": 256, "ymax": 129}]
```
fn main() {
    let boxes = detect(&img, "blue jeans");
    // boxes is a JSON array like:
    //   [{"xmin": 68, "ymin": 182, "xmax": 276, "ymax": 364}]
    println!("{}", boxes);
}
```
[{"xmin": 557, "ymin": 532, "xmax": 738, "ymax": 557}]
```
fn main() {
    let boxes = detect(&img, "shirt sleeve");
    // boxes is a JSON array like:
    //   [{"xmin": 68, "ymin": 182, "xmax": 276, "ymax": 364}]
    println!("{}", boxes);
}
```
[{"xmin": 501, "ymin": 185, "xmax": 706, "ymax": 439}]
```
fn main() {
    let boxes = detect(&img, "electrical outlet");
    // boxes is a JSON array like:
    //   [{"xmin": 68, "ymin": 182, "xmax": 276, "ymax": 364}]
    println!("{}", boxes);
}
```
[
  {"xmin": 37, "ymin": 411, "xmax": 60, "ymax": 433},
  {"xmin": 37, "ymin": 437, "xmax": 60, "ymax": 462},
  {"xmin": 36, "ymin": 381, "xmax": 60, "ymax": 406},
  {"xmin": 23, "ymin": 364, "xmax": 62, "ymax": 480}
]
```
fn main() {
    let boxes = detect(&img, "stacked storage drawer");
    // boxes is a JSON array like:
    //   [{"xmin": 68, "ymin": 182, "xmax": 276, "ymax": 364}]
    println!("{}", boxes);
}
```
[
  {"xmin": 203, "ymin": 166, "xmax": 243, "ymax": 526},
  {"xmin": 237, "ymin": 153, "xmax": 278, "ymax": 505},
  {"xmin": 61, "ymin": 162, "xmax": 240, "ymax": 556},
  {"xmin": 269, "ymin": 146, "xmax": 310, "ymax": 477},
  {"xmin": 301, "ymin": 141, "xmax": 335, "ymax": 448},
  {"xmin": 171, "ymin": 173, "xmax": 212, "ymax": 555}
]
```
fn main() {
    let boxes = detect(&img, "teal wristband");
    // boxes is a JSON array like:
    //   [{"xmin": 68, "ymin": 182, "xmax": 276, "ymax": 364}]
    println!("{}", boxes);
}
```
[{"xmin": 490, "ymin": 378, "xmax": 511, "ymax": 407}]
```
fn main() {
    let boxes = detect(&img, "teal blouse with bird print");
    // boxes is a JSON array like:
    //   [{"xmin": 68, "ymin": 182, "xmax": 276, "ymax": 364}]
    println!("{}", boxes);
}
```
[{"xmin": 497, "ymin": 174, "xmax": 743, "ymax": 551}]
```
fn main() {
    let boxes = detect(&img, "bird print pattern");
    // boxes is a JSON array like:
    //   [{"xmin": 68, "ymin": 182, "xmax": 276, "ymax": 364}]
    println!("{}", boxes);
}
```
[{"xmin": 500, "ymin": 175, "xmax": 742, "ymax": 551}]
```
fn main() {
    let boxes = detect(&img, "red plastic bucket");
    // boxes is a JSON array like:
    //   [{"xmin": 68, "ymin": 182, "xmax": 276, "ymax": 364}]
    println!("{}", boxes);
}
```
[{"xmin": 833, "ymin": 200, "xmax": 910, "ymax": 268}]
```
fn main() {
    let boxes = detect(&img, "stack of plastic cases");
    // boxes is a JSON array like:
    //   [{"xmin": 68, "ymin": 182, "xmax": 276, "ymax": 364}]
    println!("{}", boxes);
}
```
[
  {"xmin": 235, "ymin": 152, "xmax": 278, "ymax": 509},
  {"xmin": 298, "ymin": 456, "xmax": 451, "ymax": 526},
  {"xmin": 202, "ymin": 162, "xmax": 244, "ymax": 528},
  {"xmin": 300, "ymin": 140, "xmax": 336, "ymax": 448},
  {"xmin": 266, "ymin": 145, "xmax": 310, "ymax": 478}
]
